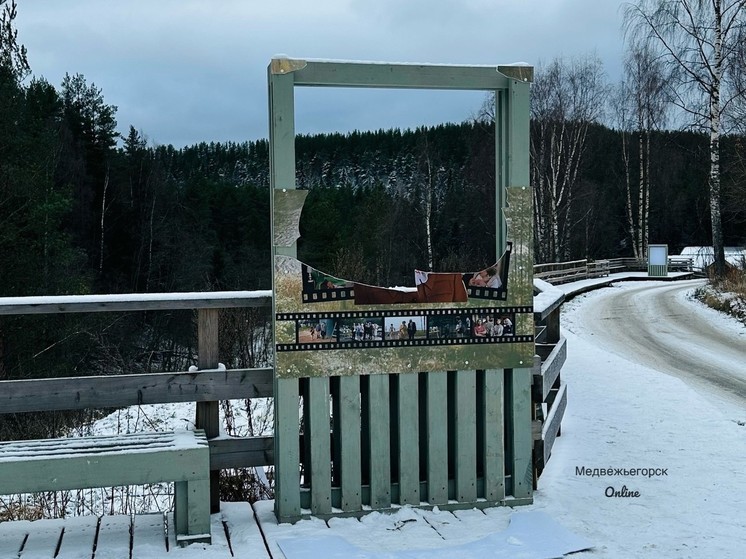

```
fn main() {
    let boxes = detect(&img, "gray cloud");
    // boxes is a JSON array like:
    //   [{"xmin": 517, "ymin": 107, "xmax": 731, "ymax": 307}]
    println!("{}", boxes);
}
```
[{"xmin": 16, "ymin": 0, "xmax": 627, "ymax": 148}]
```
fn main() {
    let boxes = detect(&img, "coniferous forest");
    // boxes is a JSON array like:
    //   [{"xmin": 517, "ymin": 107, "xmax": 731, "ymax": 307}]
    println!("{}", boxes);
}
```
[{"xmin": 1, "ymin": 1, "xmax": 745, "ymax": 440}]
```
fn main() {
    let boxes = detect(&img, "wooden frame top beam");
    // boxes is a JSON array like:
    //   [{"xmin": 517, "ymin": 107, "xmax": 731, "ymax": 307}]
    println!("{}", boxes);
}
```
[{"xmin": 270, "ymin": 58, "xmax": 532, "ymax": 90}]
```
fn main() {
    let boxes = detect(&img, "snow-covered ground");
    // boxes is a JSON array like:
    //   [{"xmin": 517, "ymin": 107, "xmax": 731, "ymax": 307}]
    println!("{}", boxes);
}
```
[
  {"xmin": 3, "ymin": 280, "xmax": 745, "ymax": 558},
  {"xmin": 533, "ymin": 283, "xmax": 746, "ymax": 558},
  {"xmin": 268, "ymin": 280, "xmax": 746, "ymax": 558}
]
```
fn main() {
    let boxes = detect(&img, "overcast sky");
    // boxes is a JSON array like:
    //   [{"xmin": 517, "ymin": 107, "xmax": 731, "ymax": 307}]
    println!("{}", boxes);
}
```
[{"xmin": 15, "ymin": 0, "xmax": 629, "ymax": 148}]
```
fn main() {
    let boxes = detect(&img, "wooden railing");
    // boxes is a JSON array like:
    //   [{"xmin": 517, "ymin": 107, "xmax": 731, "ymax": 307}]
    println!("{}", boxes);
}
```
[
  {"xmin": 0, "ymin": 292, "xmax": 273, "ymax": 512},
  {"xmin": 531, "ymin": 279, "xmax": 566, "ymax": 481},
  {"xmin": 534, "ymin": 258, "xmax": 612, "ymax": 283},
  {"xmin": 535, "ymin": 256, "xmax": 695, "ymax": 284},
  {"xmin": 1, "ymin": 280, "xmax": 572, "ymax": 509}
]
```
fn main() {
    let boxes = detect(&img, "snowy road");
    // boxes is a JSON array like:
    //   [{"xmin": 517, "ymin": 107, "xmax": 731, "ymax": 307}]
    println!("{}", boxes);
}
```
[{"xmin": 567, "ymin": 279, "xmax": 746, "ymax": 409}]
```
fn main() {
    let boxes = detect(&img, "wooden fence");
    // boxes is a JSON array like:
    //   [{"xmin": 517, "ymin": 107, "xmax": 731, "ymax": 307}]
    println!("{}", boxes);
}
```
[
  {"xmin": 0, "ymin": 293, "xmax": 273, "ymax": 514},
  {"xmin": 0, "ymin": 253, "xmax": 702, "ymax": 528},
  {"xmin": 535, "ymin": 256, "xmax": 695, "ymax": 284}
]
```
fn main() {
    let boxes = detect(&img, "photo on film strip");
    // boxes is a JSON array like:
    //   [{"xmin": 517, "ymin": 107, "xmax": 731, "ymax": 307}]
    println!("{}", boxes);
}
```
[
  {"xmin": 301, "ymin": 264, "xmax": 354, "ymax": 303},
  {"xmin": 296, "ymin": 318, "xmax": 337, "ymax": 343},
  {"xmin": 462, "ymin": 243, "xmax": 511, "ymax": 301},
  {"xmin": 428, "ymin": 312, "xmax": 514, "ymax": 340},
  {"xmin": 384, "ymin": 316, "xmax": 427, "ymax": 341},
  {"xmin": 338, "ymin": 316, "xmax": 384, "ymax": 343}
]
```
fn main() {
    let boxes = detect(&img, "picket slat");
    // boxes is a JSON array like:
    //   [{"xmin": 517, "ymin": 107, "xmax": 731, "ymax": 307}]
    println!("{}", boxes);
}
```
[
  {"xmin": 397, "ymin": 372, "xmax": 420, "ymax": 505},
  {"xmin": 309, "ymin": 377, "xmax": 331, "ymax": 514},
  {"xmin": 454, "ymin": 370, "xmax": 477, "ymax": 502},
  {"xmin": 483, "ymin": 369, "xmax": 505, "ymax": 501},
  {"xmin": 511, "ymin": 367, "xmax": 534, "ymax": 499},
  {"xmin": 367, "ymin": 374, "xmax": 391, "ymax": 508},
  {"xmin": 274, "ymin": 377, "xmax": 300, "ymax": 522},
  {"xmin": 338, "ymin": 376, "xmax": 362, "ymax": 511},
  {"xmin": 425, "ymin": 371, "xmax": 448, "ymax": 504}
]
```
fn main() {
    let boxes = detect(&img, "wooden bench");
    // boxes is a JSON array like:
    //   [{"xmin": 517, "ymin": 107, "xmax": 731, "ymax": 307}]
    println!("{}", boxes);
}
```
[{"xmin": 0, "ymin": 429, "xmax": 211, "ymax": 546}]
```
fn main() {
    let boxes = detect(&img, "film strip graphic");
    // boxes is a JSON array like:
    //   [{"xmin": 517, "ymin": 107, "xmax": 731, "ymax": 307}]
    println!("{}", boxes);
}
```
[
  {"xmin": 301, "ymin": 244, "xmax": 513, "ymax": 304},
  {"xmin": 301, "ymin": 264, "xmax": 355, "ymax": 303},
  {"xmin": 277, "ymin": 335, "xmax": 534, "ymax": 353},
  {"xmin": 302, "ymin": 286, "xmax": 355, "ymax": 303},
  {"xmin": 277, "ymin": 306, "xmax": 532, "ymax": 353},
  {"xmin": 465, "ymin": 286, "xmax": 508, "ymax": 300},
  {"xmin": 277, "ymin": 306, "xmax": 532, "ymax": 321},
  {"xmin": 301, "ymin": 283, "xmax": 509, "ymax": 304},
  {"xmin": 464, "ymin": 246, "xmax": 511, "ymax": 301}
]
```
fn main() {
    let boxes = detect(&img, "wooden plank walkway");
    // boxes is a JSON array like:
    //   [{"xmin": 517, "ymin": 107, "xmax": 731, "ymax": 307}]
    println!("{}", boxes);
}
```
[
  {"xmin": 0, "ymin": 502, "xmax": 269, "ymax": 558},
  {"xmin": 0, "ymin": 499, "xmax": 522, "ymax": 557},
  {"xmin": 251, "ymin": 500, "xmax": 515, "ymax": 558}
]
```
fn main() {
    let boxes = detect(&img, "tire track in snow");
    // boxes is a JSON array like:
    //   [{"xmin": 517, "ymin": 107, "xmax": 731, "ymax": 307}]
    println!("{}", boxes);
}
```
[{"xmin": 567, "ymin": 279, "xmax": 746, "ymax": 409}]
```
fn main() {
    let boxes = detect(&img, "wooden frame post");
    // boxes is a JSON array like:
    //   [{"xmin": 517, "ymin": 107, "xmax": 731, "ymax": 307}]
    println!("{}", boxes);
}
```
[{"xmin": 269, "ymin": 63, "xmax": 302, "ymax": 523}]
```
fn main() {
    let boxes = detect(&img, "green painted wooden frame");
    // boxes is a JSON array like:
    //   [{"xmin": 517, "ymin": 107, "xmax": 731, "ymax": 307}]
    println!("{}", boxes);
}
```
[
  {"xmin": 268, "ymin": 58, "xmax": 532, "ymax": 255},
  {"xmin": 268, "ymin": 58, "xmax": 533, "ymax": 522}
]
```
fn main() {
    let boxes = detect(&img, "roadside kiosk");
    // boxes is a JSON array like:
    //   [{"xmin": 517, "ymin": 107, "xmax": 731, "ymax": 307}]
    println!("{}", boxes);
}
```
[{"xmin": 648, "ymin": 244, "xmax": 669, "ymax": 277}]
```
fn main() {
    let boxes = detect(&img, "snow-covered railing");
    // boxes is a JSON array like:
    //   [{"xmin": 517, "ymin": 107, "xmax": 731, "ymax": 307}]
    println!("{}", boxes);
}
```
[
  {"xmin": 532, "ymin": 279, "xmax": 567, "ymax": 481},
  {"xmin": 0, "ymin": 290, "xmax": 272, "ymax": 315},
  {"xmin": 535, "ymin": 256, "xmax": 696, "ymax": 284}
]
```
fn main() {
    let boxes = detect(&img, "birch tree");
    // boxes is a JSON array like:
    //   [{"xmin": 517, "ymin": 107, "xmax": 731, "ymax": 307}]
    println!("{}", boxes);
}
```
[
  {"xmin": 530, "ymin": 55, "xmax": 608, "ymax": 262},
  {"xmin": 407, "ymin": 130, "xmax": 450, "ymax": 272},
  {"xmin": 614, "ymin": 45, "xmax": 669, "ymax": 260},
  {"xmin": 625, "ymin": 0, "xmax": 746, "ymax": 277},
  {"xmin": 61, "ymin": 73, "xmax": 118, "ymax": 276}
]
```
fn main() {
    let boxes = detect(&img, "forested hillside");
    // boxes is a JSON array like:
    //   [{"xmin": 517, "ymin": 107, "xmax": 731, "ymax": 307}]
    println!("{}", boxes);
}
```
[{"xmin": 2, "ymin": 0, "xmax": 745, "ymax": 429}]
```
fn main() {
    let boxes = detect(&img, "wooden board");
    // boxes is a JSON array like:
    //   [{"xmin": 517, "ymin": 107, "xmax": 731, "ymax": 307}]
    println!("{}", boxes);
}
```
[
  {"xmin": 0, "ymin": 518, "xmax": 30, "ymax": 558},
  {"xmin": 454, "ymin": 370, "xmax": 477, "ymax": 502},
  {"xmin": 94, "ymin": 515, "xmax": 132, "ymax": 559},
  {"xmin": 0, "ymin": 291, "xmax": 271, "ymax": 316},
  {"xmin": 253, "ymin": 500, "xmax": 327, "ymax": 559},
  {"xmin": 0, "ymin": 369, "xmax": 273, "ymax": 414},
  {"xmin": 0, "ymin": 431, "xmax": 210, "ymax": 495},
  {"xmin": 273, "ymin": 377, "xmax": 300, "ymax": 522},
  {"xmin": 337, "ymin": 376, "xmax": 362, "ymax": 512},
  {"xmin": 510, "ymin": 367, "xmax": 534, "ymax": 499},
  {"xmin": 397, "ymin": 372, "xmax": 420, "ymax": 506},
  {"xmin": 425, "ymin": 371, "xmax": 448, "ymax": 505},
  {"xmin": 308, "ymin": 377, "xmax": 331, "ymax": 514},
  {"xmin": 17, "ymin": 518, "xmax": 64, "ymax": 559},
  {"xmin": 482, "ymin": 369, "xmax": 505, "ymax": 501},
  {"xmin": 367, "ymin": 374, "xmax": 391, "ymax": 508},
  {"xmin": 131, "ymin": 513, "xmax": 166, "ymax": 556},
  {"xmin": 55, "ymin": 516, "xmax": 99, "ymax": 559},
  {"xmin": 221, "ymin": 502, "xmax": 271, "ymax": 559}
]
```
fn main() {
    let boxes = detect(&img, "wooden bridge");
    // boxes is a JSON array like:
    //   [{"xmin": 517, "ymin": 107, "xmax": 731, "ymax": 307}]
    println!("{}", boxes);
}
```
[
  {"xmin": 0, "ymin": 288, "xmax": 561, "ymax": 492},
  {"xmin": 0, "ymin": 255, "xmax": 697, "ymax": 556},
  {"xmin": 1, "ymin": 499, "xmax": 557, "ymax": 558},
  {"xmin": 1, "ymin": 260, "xmax": 697, "ymax": 554}
]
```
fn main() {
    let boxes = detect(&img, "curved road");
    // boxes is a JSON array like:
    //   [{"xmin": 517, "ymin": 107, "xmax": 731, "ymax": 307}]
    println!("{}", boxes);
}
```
[{"xmin": 576, "ymin": 279, "xmax": 746, "ymax": 408}]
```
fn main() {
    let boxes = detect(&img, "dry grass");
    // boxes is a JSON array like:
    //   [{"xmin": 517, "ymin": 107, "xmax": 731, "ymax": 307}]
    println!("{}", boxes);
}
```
[
  {"xmin": 695, "ymin": 261, "xmax": 746, "ymax": 324},
  {"xmin": 0, "ymin": 499, "xmax": 44, "ymax": 521}
]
